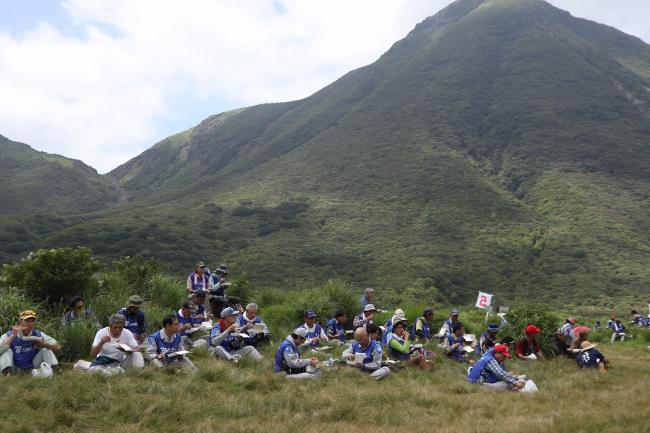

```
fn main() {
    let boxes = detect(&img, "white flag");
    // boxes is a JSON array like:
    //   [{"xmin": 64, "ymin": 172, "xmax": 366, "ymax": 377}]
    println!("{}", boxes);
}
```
[{"xmin": 475, "ymin": 291, "xmax": 493, "ymax": 310}]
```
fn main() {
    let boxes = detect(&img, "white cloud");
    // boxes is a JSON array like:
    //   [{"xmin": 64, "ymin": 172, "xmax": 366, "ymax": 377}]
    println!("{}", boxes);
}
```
[{"xmin": 0, "ymin": 0, "xmax": 648, "ymax": 173}]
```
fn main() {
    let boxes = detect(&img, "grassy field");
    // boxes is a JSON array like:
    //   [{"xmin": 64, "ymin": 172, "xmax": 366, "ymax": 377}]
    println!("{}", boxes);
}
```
[{"xmin": 1, "ymin": 336, "xmax": 649, "ymax": 433}]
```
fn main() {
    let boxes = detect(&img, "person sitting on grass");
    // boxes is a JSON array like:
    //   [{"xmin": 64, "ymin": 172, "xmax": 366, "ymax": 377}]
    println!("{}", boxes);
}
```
[
  {"xmin": 381, "ymin": 309, "xmax": 406, "ymax": 347},
  {"xmin": 442, "ymin": 322, "xmax": 466, "ymax": 361},
  {"xmin": 0, "ymin": 310, "xmax": 60, "ymax": 376},
  {"xmin": 89, "ymin": 313, "xmax": 144, "ymax": 374},
  {"xmin": 176, "ymin": 301, "xmax": 203, "ymax": 346},
  {"xmin": 353, "ymin": 304, "xmax": 377, "ymax": 330},
  {"xmin": 388, "ymin": 320, "xmax": 430, "ymax": 370},
  {"xmin": 610, "ymin": 320, "xmax": 625, "ymax": 343},
  {"xmin": 366, "ymin": 323, "xmax": 381, "ymax": 342},
  {"xmin": 61, "ymin": 295, "xmax": 100, "ymax": 327},
  {"xmin": 326, "ymin": 309, "xmax": 348, "ymax": 344},
  {"xmin": 274, "ymin": 328, "xmax": 320, "ymax": 380},
  {"xmin": 555, "ymin": 318, "xmax": 576, "ymax": 355},
  {"xmin": 577, "ymin": 340, "xmax": 610, "ymax": 372},
  {"xmin": 436, "ymin": 309, "xmax": 460, "ymax": 339},
  {"xmin": 237, "ymin": 303, "xmax": 270, "ymax": 347},
  {"xmin": 146, "ymin": 315, "xmax": 195, "ymax": 370},
  {"xmin": 516, "ymin": 324, "xmax": 544, "ymax": 361},
  {"xmin": 476, "ymin": 323, "xmax": 500, "ymax": 356},
  {"xmin": 209, "ymin": 307, "xmax": 262, "ymax": 363},
  {"xmin": 188, "ymin": 291, "xmax": 210, "ymax": 322},
  {"xmin": 299, "ymin": 310, "xmax": 329, "ymax": 348},
  {"xmin": 117, "ymin": 295, "xmax": 147, "ymax": 344},
  {"xmin": 410, "ymin": 307, "xmax": 434, "ymax": 344},
  {"xmin": 187, "ymin": 261, "xmax": 211, "ymax": 295},
  {"xmin": 342, "ymin": 327, "xmax": 390, "ymax": 380},
  {"xmin": 467, "ymin": 344, "xmax": 526, "ymax": 391}
]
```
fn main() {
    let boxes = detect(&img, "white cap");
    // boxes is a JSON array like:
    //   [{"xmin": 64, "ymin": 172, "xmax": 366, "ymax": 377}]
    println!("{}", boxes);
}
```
[{"xmin": 293, "ymin": 327, "xmax": 308, "ymax": 338}]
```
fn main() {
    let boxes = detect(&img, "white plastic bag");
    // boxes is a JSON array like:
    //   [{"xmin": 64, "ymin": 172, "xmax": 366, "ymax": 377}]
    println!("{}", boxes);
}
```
[
  {"xmin": 521, "ymin": 379, "xmax": 538, "ymax": 393},
  {"xmin": 31, "ymin": 362, "xmax": 53, "ymax": 378}
]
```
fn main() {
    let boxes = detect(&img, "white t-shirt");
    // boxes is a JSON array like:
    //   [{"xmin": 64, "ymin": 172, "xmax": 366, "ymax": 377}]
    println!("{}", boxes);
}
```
[{"xmin": 92, "ymin": 327, "xmax": 138, "ymax": 362}]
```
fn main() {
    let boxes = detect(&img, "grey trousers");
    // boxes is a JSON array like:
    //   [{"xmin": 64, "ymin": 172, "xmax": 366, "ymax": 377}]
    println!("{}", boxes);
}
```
[
  {"xmin": 283, "ymin": 369, "xmax": 322, "ymax": 380},
  {"xmin": 480, "ymin": 381, "xmax": 512, "ymax": 391},
  {"xmin": 151, "ymin": 356, "xmax": 196, "ymax": 370},
  {"xmin": 364, "ymin": 366, "xmax": 390, "ymax": 380},
  {"xmin": 88, "ymin": 352, "xmax": 145, "ymax": 374},
  {"xmin": 0, "ymin": 349, "xmax": 59, "ymax": 373},
  {"xmin": 210, "ymin": 345, "xmax": 262, "ymax": 361}
]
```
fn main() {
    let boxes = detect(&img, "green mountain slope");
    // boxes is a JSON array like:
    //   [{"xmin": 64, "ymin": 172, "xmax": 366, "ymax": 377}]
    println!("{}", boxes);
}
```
[{"xmin": 3, "ymin": 0, "xmax": 650, "ymax": 305}]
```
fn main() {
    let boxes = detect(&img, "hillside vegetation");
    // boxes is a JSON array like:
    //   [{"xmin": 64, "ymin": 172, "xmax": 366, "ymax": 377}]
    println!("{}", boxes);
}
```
[{"xmin": 1, "ymin": 0, "xmax": 650, "ymax": 305}]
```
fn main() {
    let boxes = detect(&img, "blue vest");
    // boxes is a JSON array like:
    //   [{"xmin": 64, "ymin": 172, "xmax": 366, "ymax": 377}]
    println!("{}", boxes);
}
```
[
  {"xmin": 118, "ymin": 308, "xmax": 146, "ymax": 336},
  {"xmin": 237, "ymin": 314, "xmax": 262, "ymax": 327},
  {"xmin": 188, "ymin": 272, "xmax": 209, "ymax": 293},
  {"xmin": 210, "ymin": 321, "xmax": 235, "ymax": 352},
  {"xmin": 301, "ymin": 323, "xmax": 324, "ymax": 347},
  {"xmin": 381, "ymin": 319, "xmax": 394, "ymax": 347},
  {"xmin": 476, "ymin": 331, "xmax": 495, "ymax": 355},
  {"xmin": 176, "ymin": 311, "xmax": 201, "ymax": 335},
  {"xmin": 446, "ymin": 334, "xmax": 464, "ymax": 360},
  {"xmin": 274, "ymin": 338, "xmax": 303, "ymax": 373},
  {"xmin": 409, "ymin": 317, "xmax": 432, "ymax": 341},
  {"xmin": 388, "ymin": 334, "xmax": 411, "ymax": 361},
  {"xmin": 8, "ymin": 330, "xmax": 42, "ymax": 369},
  {"xmin": 468, "ymin": 349, "xmax": 500, "ymax": 384},
  {"xmin": 577, "ymin": 348, "xmax": 604, "ymax": 369},
  {"xmin": 351, "ymin": 339, "xmax": 381, "ymax": 367},
  {"xmin": 149, "ymin": 330, "xmax": 182, "ymax": 361},
  {"xmin": 326, "ymin": 318, "xmax": 345, "ymax": 342}
]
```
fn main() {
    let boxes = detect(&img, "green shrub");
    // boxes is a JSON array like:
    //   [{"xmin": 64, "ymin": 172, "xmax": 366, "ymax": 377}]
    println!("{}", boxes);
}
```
[
  {"xmin": 228, "ymin": 276, "xmax": 253, "ymax": 304},
  {"xmin": 2, "ymin": 247, "xmax": 102, "ymax": 304},
  {"xmin": 56, "ymin": 319, "xmax": 98, "ymax": 361},
  {"xmin": 505, "ymin": 304, "xmax": 562, "ymax": 356},
  {"xmin": 147, "ymin": 274, "xmax": 184, "ymax": 310},
  {"xmin": 113, "ymin": 254, "xmax": 163, "ymax": 293},
  {"xmin": 0, "ymin": 287, "xmax": 37, "ymax": 332}
]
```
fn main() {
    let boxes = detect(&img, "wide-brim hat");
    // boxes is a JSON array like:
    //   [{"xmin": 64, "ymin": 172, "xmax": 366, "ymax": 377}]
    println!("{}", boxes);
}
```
[
  {"xmin": 580, "ymin": 341, "xmax": 598, "ymax": 352},
  {"xmin": 195, "ymin": 261, "xmax": 206, "ymax": 268},
  {"xmin": 363, "ymin": 304, "xmax": 377, "ymax": 312}
]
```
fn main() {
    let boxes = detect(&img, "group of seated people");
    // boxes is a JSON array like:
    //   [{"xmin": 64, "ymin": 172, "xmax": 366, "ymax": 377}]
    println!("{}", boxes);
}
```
[{"xmin": 0, "ymin": 268, "xmax": 613, "ymax": 384}]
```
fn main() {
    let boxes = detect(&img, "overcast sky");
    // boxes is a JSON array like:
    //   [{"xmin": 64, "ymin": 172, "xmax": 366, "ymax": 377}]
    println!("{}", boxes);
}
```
[{"xmin": 1, "ymin": 0, "xmax": 649, "ymax": 173}]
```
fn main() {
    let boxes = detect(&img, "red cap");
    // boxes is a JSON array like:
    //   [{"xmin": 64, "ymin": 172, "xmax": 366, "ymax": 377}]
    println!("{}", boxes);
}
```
[
  {"xmin": 525, "ymin": 324, "xmax": 541, "ymax": 334},
  {"xmin": 494, "ymin": 344, "xmax": 511, "ymax": 358}
]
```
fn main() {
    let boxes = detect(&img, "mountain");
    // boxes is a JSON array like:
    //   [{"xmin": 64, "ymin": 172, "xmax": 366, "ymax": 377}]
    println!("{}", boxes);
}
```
[{"xmin": 3, "ymin": 0, "xmax": 650, "ymax": 305}]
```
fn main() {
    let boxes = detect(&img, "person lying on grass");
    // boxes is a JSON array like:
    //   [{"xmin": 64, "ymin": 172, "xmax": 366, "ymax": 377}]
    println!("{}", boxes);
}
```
[
  {"xmin": 146, "ymin": 315, "xmax": 196, "ymax": 370},
  {"xmin": 0, "ymin": 309, "xmax": 60, "ymax": 376},
  {"xmin": 209, "ymin": 307, "xmax": 262, "ymax": 363},
  {"xmin": 467, "ymin": 344, "xmax": 526, "ymax": 391},
  {"xmin": 387, "ymin": 320, "xmax": 430, "ymax": 370},
  {"xmin": 274, "ymin": 327, "xmax": 320, "ymax": 380},
  {"xmin": 89, "ymin": 313, "xmax": 144, "ymax": 374},
  {"xmin": 342, "ymin": 327, "xmax": 390, "ymax": 380},
  {"xmin": 516, "ymin": 324, "xmax": 544, "ymax": 361},
  {"xmin": 576, "ymin": 341, "xmax": 610, "ymax": 372}
]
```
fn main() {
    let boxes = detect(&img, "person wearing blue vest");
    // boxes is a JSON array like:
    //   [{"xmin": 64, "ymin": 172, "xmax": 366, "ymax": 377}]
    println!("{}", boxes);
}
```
[
  {"xmin": 388, "ymin": 320, "xmax": 430, "ymax": 369},
  {"xmin": 467, "ymin": 344, "xmax": 526, "ymax": 391},
  {"xmin": 117, "ymin": 295, "xmax": 147, "ymax": 344},
  {"xmin": 146, "ymin": 315, "xmax": 195, "ymax": 369},
  {"xmin": 188, "ymin": 291, "xmax": 210, "ymax": 322},
  {"xmin": 610, "ymin": 320, "xmax": 626, "ymax": 343},
  {"xmin": 436, "ymin": 309, "xmax": 460, "ymax": 339},
  {"xmin": 410, "ymin": 307, "xmax": 434, "ymax": 344},
  {"xmin": 381, "ymin": 309, "xmax": 405, "ymax": 347},
  {"xmin": 186, "ymin": 261, "xmax": 212, "ymax": 295},
  {"xmin": 209, "ymin": 307, "xmax": 262, "ymax": 363},
  {"xmin": 237, "ymin": 303, "xmax": 270, "ymax": 347},
  {"xmin": 576, "ymin": 341, "xmax": 609, "ymax": 372},
  {"xmin": 442, "ymin": 322, "xmax": 466, "ymax": 361},
  {"xmin": 299, "ymin": 310, "xmax": 329, "ymax": 348},
  {"xmin": 325, "ymin": 309, "xmax": 348, "ymax": 344},
  {"xmin": 342, "ymin": 327, "xmax": 390, "ymax": 380},
  {"xmin": 476, "ymin": 323, "xmax": 500, "ymax": 356},
  {"xmin": 0, "ymin": 310, "xmax": 60, "ymax": 376},
  {"xmin": 176, "ymin": 302, "xmax": 203, "ymax": 346},
  {"xmin": 274, "ymin": 327, "xmax": 320, "ymax": 380}
]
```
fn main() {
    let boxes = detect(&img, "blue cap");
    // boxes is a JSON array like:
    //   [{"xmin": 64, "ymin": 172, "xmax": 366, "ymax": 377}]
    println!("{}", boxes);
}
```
[
  {"xmin": 304, "ymin": 309, "xmax": 317, "ymax": 319},
  {"xmin": 220, "ymin": 307, "xmax": 238, "ymax": 318},
  {"xmin": 487, "ymin": 323, "xmax": 500, "ymax": 332}
]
